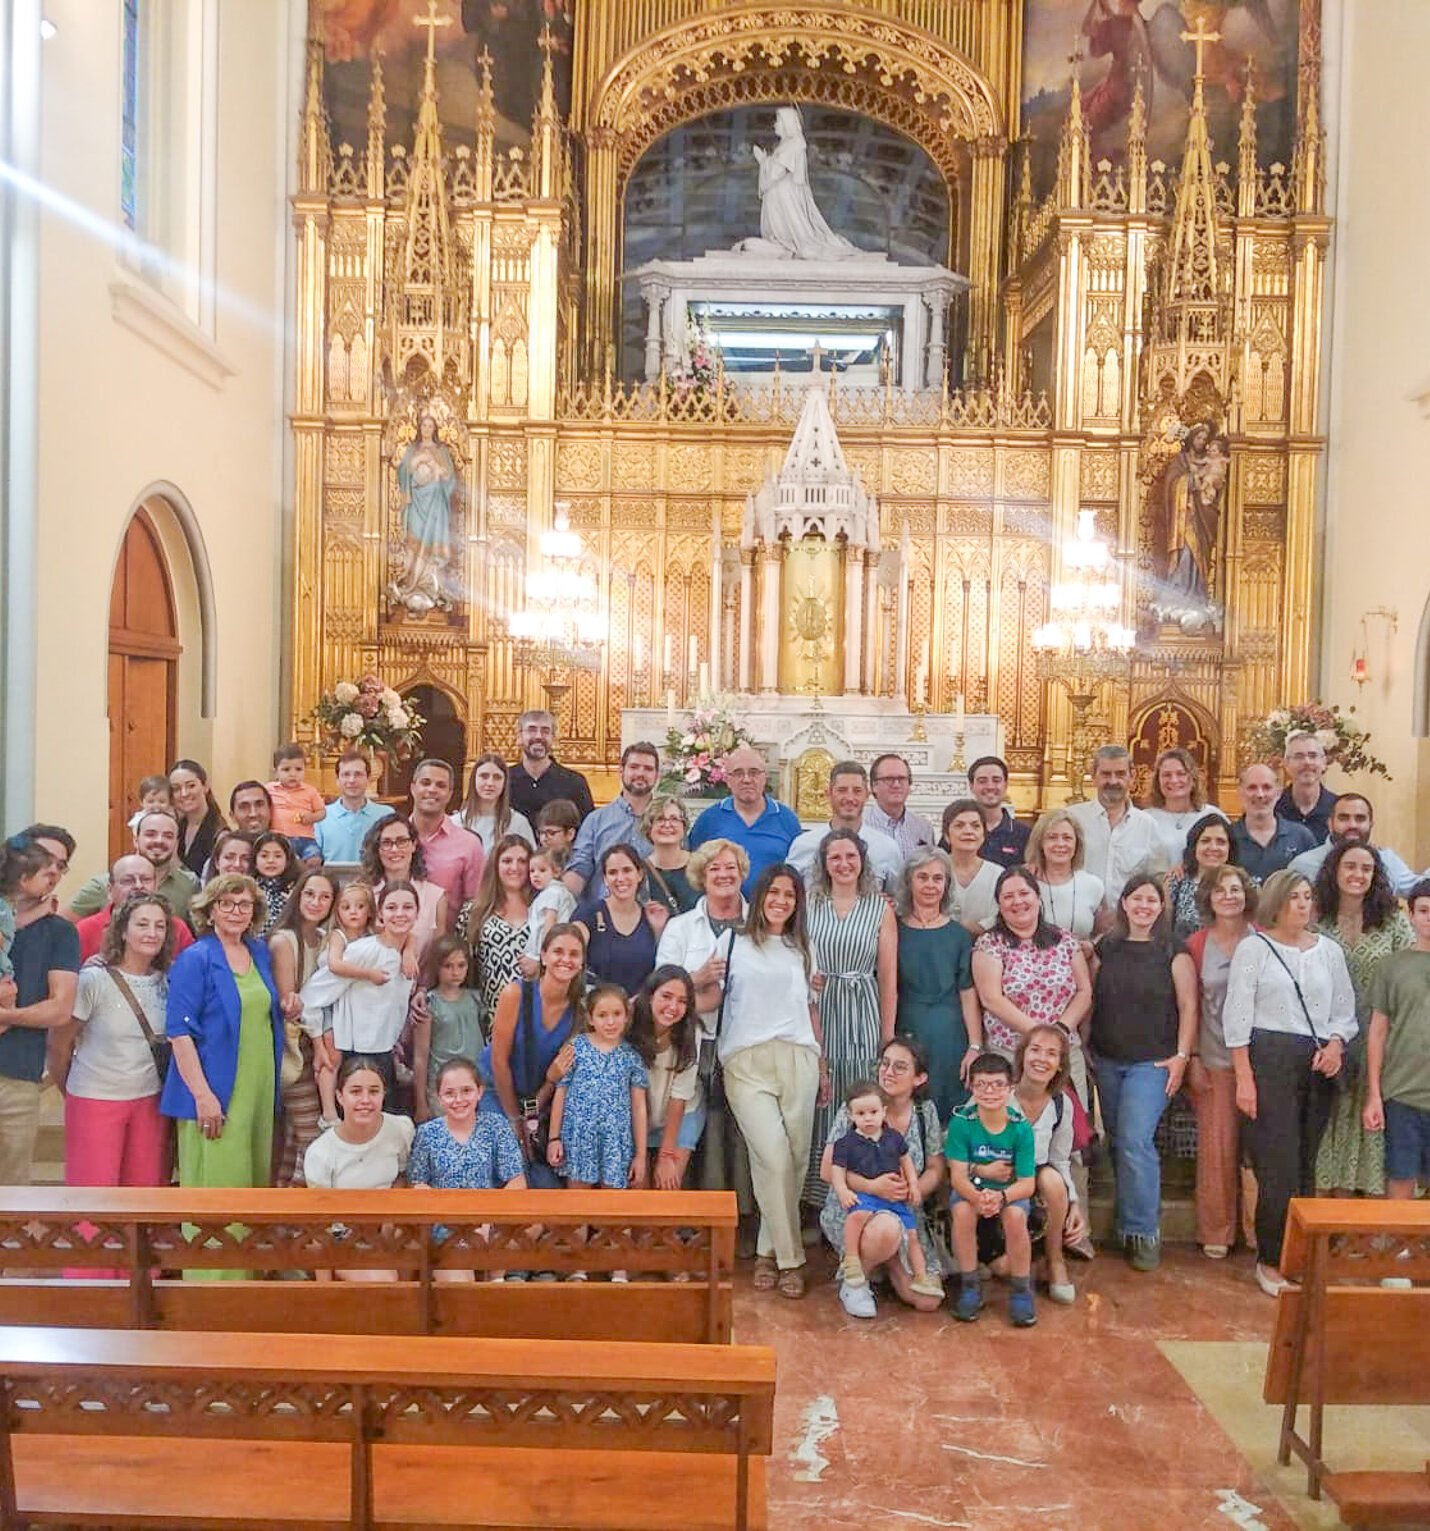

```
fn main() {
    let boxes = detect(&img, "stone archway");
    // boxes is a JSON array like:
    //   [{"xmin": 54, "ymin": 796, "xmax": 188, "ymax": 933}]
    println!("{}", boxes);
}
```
[{"xmin": 581, "ymin": 4, "xmax": 1006, "ymax": 375}]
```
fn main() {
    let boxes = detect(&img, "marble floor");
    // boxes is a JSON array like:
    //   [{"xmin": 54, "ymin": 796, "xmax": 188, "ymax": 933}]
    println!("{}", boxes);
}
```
[{"xmin": 732, "ymin": 1243, "xmax": 1430, "ymax": 1531}]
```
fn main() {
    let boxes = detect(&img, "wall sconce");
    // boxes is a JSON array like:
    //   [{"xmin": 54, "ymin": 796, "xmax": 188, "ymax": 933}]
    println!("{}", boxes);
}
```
[{"xmin": 1350, "ymin": 607, "xmax": 1398, "ymax": 689}]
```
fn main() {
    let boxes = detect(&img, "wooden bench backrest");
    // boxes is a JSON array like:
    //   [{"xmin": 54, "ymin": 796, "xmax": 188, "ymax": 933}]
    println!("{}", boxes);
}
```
[
  {"xmin": 1281, "ymin": 1198, "xmax": 1430, "ymax": 1283},
  {"xmin": 0, "ymin": 1326, "xmax": 777, "ymax": 1458},
  {"xmin": 1264, "ymin": 1288, "xmax": 1430, "ymax": 1406},
  {"xmin": 0, "ymin": 1189, "xmax": 736, "ymax": 1344}
]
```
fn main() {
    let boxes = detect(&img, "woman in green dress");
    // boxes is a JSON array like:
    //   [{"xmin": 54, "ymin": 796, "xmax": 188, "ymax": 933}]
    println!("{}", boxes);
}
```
[
  {"xmin": 1313, "ymin": 843, "xmax": 1414, "ymax": 1195},
  {"xmin": 162, "ymin": 874, "xmax": 291, "ymax": 1278},
  {"xmin": 801, "ymin": 829, "xmax": 897, "ymax": 1205},
  {"xmin": 893, "ymin": 848, "xmax": 984, "ymax": 1124}
]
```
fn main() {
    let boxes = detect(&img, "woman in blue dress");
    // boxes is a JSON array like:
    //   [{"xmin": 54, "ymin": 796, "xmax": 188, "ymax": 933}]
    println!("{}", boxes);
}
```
[{"xmin": 479, "ymin": 922, "xmax": 585, "ymax": 1189}]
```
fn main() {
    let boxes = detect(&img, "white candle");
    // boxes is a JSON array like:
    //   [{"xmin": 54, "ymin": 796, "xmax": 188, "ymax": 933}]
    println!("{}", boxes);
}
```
[
  {"xmin": 633, "ymin": 634, "xmax": 645, "ymax": 673},
  {"xmin": 915, "ymin": 662, "xmax": 927, "ymax": 701},
  {"xmin": 955, "ymin": 690, "xmax": 966, "ymax": 732},
  {"xmin": 698, "ymin": 661, "xmax": 710, "ymax": 697},
  {"xmin": 666, "ymin": 687, "xmax": 676, "ymax": 726},
  {"xmin": 663, "ymin": 634, "xmax": 673, "ymax": 674},
  {"xmin": 688, "ymin": 634, "xmax": 699, "ymax": 675}
]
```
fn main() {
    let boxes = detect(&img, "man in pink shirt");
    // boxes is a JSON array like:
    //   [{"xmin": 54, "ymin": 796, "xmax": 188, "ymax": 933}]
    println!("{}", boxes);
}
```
[
  {"xmin": 408, "ymin": 758, "xmax": 483, "ymax": 930},
  {"xmin": 75, "ymin": 854, "xmax": 195, "ymax": 962}
]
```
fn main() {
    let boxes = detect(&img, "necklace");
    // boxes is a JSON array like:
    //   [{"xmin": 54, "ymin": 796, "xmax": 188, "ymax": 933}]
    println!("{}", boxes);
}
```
[{"xmin": 1042, "ymin": 874, "xmax": 1075, "ymax": 931}]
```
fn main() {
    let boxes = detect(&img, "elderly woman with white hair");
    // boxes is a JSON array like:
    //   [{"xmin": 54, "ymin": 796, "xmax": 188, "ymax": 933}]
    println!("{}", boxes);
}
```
[{"xmin": 893, "ymin": 847, "xmax": 984, "ymax": 1123}]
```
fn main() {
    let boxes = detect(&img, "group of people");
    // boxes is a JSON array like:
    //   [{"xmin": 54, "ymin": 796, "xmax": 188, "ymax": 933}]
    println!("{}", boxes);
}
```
[{"xmin": 1, "ymin": 715, "xmax": 1427, "ymax": 1323}]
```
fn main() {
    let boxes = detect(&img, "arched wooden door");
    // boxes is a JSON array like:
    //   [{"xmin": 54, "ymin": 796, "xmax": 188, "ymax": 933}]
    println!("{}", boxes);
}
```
[{"xmin": 108, "ymin": 509, "xmax": 181, "ymax": 860}]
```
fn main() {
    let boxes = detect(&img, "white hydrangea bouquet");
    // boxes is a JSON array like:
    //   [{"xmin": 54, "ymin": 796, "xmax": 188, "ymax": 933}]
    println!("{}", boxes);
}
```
[
  {"xmin": 311, "ymin": 673, "xmax": 426, "ymax": 760},
  {"xmin": 1243, "ymin": 701, "xmax": 1390, "ymax": 779}
]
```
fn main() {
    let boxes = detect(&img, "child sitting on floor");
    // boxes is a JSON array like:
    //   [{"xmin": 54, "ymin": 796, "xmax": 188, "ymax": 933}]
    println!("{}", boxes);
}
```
[
  {"xmin": 946, "ymin": 1051, "xmax": 1038, "ymax": 1327},
  {"xmin": 830, "ymin": 1079, "xmax": 942, "ymax": 1299}
]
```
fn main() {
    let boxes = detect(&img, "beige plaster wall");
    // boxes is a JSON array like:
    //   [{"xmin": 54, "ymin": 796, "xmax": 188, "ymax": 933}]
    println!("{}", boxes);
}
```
[
  {"xmin": 1320, "ymin": 0, "xmax": 1430, "ymax": 867},
  {"xmin": 30, "ymin": 0, "xmax": 298, "ymax": 881}
]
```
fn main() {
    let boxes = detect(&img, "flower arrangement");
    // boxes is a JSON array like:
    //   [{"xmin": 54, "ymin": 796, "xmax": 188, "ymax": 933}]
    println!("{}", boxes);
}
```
[
  {"xmin": 672, "ymin": 318, "xmax": 717, "ymax": 399},
  {"xmin": 660, "ymin": 696, "xmax": 758, "ymax": 797},
  {"xmin": 311, "ymin": 674, "xmax": 426, "ymax": 760},
  {"xmin": 1243, "ymin": 701, "xmax": 1391, "ymax": 779}
]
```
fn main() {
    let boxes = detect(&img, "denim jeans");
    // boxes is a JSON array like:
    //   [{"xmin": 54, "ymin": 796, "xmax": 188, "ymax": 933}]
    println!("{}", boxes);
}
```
[{"xmin": 1094, "ymin": 1057, "xmax": 1171, "ymax": 1239}]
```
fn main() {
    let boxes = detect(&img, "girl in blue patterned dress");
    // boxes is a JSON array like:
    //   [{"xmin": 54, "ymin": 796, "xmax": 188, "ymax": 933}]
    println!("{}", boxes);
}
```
[{"xmin": 547, "ymin": 984, "xmax": 650, "ymax": 1190}]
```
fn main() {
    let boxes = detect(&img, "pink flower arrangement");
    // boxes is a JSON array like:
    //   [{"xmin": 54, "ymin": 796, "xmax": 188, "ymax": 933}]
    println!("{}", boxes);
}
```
[
  {"xmin": 1243, "ymin": 701, "xmax": 1390, "ymax": 779},
  {"xmin": 662, "ymin": 698, "xmax": 755, "ymax": 797}
]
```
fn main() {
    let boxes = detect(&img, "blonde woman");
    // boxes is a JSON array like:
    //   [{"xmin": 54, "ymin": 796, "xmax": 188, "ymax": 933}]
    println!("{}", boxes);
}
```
[
  {"xmin": 640, "ymin": 794, "xmax": 697, "ymax": 915},
  {"xmin": 1025, "ymin": 810, "xmax": 1104, "ymax": 942}
]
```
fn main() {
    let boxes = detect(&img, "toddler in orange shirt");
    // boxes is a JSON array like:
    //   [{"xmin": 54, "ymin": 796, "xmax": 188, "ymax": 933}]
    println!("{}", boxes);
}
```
[{"xmin": 267, "ymin": 743, "xmax": 327, "ymax": 864}]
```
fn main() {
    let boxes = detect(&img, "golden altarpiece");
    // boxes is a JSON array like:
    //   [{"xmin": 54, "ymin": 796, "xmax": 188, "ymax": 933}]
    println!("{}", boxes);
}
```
[{"xmin": 290, "ymin": 0, "xmax": 1329, "ymax": 805}]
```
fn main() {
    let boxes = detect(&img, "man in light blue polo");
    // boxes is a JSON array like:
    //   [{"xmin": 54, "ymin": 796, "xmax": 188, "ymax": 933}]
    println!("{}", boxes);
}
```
[
  {"xmin": 563, "ymin": 741, "xmax": 660, "ymax": 899},
  {"xmin": 314, "ymin": 751, "xmax": 394, "ymax": 864},
  {"xmin": 687, "ymin": 744, "xmax": 801, "ymax": 896}
]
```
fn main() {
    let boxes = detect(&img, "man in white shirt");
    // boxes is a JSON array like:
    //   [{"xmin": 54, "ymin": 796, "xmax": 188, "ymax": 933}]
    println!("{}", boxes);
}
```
[
  {"xmin": 788, "ymin": 761, "xmax": 903, "ymax": 891},
  {"xmin": 862, "ymin": 752, "xmax": 935, "ymax": 859},
  {"xmin": 1288, "ymin": 792, "xmax": 1428, "ymax": 895},
  {"xmin": 1065, "ymin": 745, "xmax": 1165, "ymax": 907}
]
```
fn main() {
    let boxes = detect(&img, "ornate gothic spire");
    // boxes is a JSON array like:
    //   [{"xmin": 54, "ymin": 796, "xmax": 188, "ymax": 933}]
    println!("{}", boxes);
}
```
[
  {"xmin": 299, "ymin": 9, "xmax": 331, "ymax": 195},
  {"xmin": 365, "ymin": 46, "xmax": 386, "ymax": 200},
  {"xmin": 1161, "ymin": 18, "xmax": 1222, "ymax": 312},
  {"xmin": 1127, "ymin": 70, "xmax": 1148, "ymax": 215},
  {"xmin": 474, "ymin": 46, "xmax": 495, "ymax": 200},
  {"xmin": 531, "ymin": 25, "xmax": 563, "ymax": 199},
  {"xmin": 1291, "ymin": 9, "xmax": 1325, "ymax": 213},
  {"xmin": 387, "ymin": 0, "xmax": 468, "ymax": 385},
  {"xmin": 1236, "ymin": 60, "xmax": 1258, "ymax": 218},
  {"xmin": 1055, "ymin": 38, "xmax": 1090, "ymax": 209}
]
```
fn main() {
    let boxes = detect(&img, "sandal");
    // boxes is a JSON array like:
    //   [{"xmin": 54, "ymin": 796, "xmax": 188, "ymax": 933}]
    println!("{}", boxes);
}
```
[
  {"xmin": 776, "ymin": 1265, "xmax": 807, "ymax": 1300},
  {"xmin": 752, "ymin": 1256, "xmax": 778, "ymax": 1291}
]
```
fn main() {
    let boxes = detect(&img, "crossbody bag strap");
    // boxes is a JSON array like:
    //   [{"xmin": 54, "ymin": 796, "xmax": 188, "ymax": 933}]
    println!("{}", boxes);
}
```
[
  {"xmin": 1255, "ymin": 933, "xmax": 1327, "ymax": 1047},
  {"xmin": 106, "ymin": 967, "xmax": 161, "ymax": 1047},
  {"xmin": 642, "ymin": 859, "xmax": 676, "ymax": 909},
  {"xmin": 711, "ymin": 928, "xmax": 738, "ymax": 1043}
]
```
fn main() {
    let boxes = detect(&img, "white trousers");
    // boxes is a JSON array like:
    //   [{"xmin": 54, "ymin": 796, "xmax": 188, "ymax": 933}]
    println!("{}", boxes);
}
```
[{"xmin": 722, "ymin": 1040, "xmax": 820, "ymax": 1270}]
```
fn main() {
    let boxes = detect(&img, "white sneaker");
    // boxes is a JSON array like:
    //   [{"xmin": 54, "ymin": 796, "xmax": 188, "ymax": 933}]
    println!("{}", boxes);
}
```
[
  {"xmin": 610, "ymin": 1270, "xmax": 629, "ymax": 1283},
  {"xmin": 566, "ymin": 1270, "xmax": 588, "ymax": 1282},
  {"xmin": 1255, "ymin": 1264, "xmax": 1289, "ymax": 1298},
  {"xmin": 838, "ymin": 1279, "xmax": 876, "ymax": 1319}
]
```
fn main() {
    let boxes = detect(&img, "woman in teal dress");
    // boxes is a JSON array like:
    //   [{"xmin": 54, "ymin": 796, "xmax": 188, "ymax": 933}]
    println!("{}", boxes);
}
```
[
  {"xmin": 893, "ymin": 848, "xmax": 984, "ymax": 1124},
  {"xmin": 1313, "ymin": 843, "xmax": 1414, "ymax": 1195}
]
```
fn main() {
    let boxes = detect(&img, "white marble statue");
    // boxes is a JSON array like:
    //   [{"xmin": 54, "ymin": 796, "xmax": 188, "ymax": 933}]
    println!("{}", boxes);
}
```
[{"xmin": 736, "ymin": 107, "xmax": 868, "ymax": 261}]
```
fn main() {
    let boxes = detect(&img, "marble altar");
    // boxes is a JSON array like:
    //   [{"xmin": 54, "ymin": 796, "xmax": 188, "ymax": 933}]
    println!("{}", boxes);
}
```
[{"xmin": 621, "ymin": 697, "xmax": 1001, "ymax": 823}]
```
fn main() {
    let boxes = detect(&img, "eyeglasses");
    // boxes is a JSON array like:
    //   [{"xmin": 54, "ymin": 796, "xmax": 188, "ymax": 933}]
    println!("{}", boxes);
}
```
[
  {"xmin": 878, "ymin": 1059, "xmax": 914, "ymax": 1075},
  {"xmin": 379, "ymin": 835, "xmax": 413, "ymax": 849},
  {"xmin": 216, "ymin": 898, "xmax": 255, "ymax": 914},
  {"xmin": 970, "ymin": 1076, "xmax": 1012, "ymax": 1090},
  {"xmin": 726, "ymin": 768, "xmax": 765, "ymax": 780},
  {"xmin": 872, "ymin": 775, "xmax": 911, "ymax": 786}
]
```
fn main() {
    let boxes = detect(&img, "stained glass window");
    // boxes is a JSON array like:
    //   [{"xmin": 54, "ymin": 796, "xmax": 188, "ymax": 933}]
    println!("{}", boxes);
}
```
[{"xmin": 120, "ymin": 0, "xmax": 140, "ymax": 230}]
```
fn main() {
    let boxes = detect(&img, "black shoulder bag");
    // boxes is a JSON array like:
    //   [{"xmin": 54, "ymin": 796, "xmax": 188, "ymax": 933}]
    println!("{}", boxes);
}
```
[
  {"xmin": 1255, "ymin": 933, "xmax": 1356, "ymax": 1091},
  {"xmin": 107, "ymin": 968, "xmax": 172, "ymax": 1080}
]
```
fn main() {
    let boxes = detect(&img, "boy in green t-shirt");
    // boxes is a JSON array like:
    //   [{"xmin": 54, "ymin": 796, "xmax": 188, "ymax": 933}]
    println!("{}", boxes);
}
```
[
  {"xmin": 945, "ymin": 1051, "xmax": 1037, "ymax": 1326},
  {"xmin": 1363, "ymin": 880, "xmax": 1430, "ymax": 1200}
]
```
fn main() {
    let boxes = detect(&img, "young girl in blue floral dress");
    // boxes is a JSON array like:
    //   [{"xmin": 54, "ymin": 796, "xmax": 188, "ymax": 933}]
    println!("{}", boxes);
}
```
[{"xmin": 547, "ymin": 983, "xmax": 649, "ymax": 1191}]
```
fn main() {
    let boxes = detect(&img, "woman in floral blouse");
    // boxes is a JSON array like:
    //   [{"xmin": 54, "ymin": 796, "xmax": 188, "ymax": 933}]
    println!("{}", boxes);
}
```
[{"xmin": 972, "ymin": 867, "xmax": 1093, "ymax": 1107}]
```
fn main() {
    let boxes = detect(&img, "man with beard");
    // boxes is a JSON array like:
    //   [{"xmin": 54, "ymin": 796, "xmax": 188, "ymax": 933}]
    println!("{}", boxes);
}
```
[
  {"xmin": 507, "ymin": 709, "xmax": 594, "ymax": 826},
  {"xmin": 564, "ymin": 743, "xmax": 660, "ymax": 900},
  {"xmin": 64, "ymin": 810, "xmax": 200, "ymax": 923},
  {"xmin": 1288, "ymin": 793, "xmax": 1428, "ymax": 896},
  {"xmin": 1065, "ymin": 745, "xmax": 1164, "ymax": 908}
]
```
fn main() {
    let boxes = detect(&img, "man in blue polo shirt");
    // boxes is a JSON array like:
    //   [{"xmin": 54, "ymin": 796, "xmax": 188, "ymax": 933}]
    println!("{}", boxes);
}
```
[
  {"xmin": 314, "ymin": 751, "xmax": 394, "ymax": 864},
  {"xmin": 688, "ymin": 744, "xmax": 800, "ymax": 896}
]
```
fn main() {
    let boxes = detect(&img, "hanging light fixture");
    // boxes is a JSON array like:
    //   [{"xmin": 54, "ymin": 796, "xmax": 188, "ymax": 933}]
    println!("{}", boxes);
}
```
[{"xmin": 507, "ymin": 501, "xmax": 605, "ymax": 671}]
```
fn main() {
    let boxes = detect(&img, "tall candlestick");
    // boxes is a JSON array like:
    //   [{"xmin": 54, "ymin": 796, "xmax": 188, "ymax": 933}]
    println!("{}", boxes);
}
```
[
  {"xmin": 666, "ymin": 687, "xmax": 676, "ymax": 727},
  {"xmin": 663, "ymin": 634, "xmax": 673, "ymax": 674},
  {"xmin": 698, "ymin": 661, "xmax": 710, "ymax": 697},
  {"xmin": 955, "ymin": 690, "xmax": 965, "ymax": 733},
  {"xmin": 633, "ymin": 634, "xmax": 645, "ymax": 673},
  {"xmin": 688, "ymin": 634, "xmax": 698, "ymax": 675}
]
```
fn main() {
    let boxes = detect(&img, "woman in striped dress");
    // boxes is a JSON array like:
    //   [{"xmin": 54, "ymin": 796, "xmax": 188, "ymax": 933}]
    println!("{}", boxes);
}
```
[
  {"xmin": 802, "ymin": 828, "xmax": 897, "ymax": 1204},
  {"xmin": 463, "ymin": 834, "xmax": 534, "ymax": 1032}
]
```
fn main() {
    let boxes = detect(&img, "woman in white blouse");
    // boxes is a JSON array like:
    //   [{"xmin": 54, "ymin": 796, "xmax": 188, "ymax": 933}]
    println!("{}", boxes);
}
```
[
  {"xmin": 717, "ymin": 863, "xmax": 827, "ymax": 1300},
  {"xmin": 1025, "ymin": 809, "xmax": 1105, "ymax": 945},
  {"xmin": 1224, "ymin": 869, "xmax": 1356, "ymax": 1297}
]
